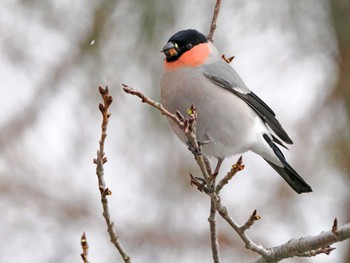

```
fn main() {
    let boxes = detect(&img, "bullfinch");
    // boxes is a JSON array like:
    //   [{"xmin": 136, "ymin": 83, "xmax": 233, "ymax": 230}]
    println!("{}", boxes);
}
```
[{"xmin": 160, "ymin": 29, "xmax": 312, "ymax": 194}]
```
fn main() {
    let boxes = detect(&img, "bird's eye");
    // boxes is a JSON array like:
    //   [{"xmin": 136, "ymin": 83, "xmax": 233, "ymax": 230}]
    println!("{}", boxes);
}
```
[{"xmin": 186, "ymin": 43, "xmax": 193, "ymax": 50}]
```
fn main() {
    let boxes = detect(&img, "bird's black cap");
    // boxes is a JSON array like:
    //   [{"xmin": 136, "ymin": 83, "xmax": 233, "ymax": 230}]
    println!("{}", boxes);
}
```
[{"xmin": 162, "ymin": 29, "xmax": 208, "ymax": 62}]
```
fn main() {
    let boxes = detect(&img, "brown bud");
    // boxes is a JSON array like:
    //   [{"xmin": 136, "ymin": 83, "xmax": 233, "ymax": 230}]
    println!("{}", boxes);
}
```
[
  {"xmin": 99, "ymin": 103, "xmax": 105, "ymax": 112},
  {"xmin": 104, "ymin": 188, "xmax": 112, "ymax": 195},
  {"xmin": 107, "ymin": 95, "xmax": 113, "ymax": 105},
  {"xmin": 99, "ymin": 85, "xmax": 105, "ymax": 94}
]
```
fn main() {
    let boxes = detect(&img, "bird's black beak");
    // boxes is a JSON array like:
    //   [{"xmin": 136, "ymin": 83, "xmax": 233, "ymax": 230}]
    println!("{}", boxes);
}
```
[{"xmin": 161, "ymin": 42, "xmax": 178, "ymax": 58}]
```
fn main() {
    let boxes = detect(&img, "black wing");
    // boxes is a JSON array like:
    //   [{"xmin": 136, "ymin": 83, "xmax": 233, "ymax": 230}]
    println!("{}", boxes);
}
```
[{"xmin": 204, "ymin": 71, "xmax": 293, "ymax": 145}]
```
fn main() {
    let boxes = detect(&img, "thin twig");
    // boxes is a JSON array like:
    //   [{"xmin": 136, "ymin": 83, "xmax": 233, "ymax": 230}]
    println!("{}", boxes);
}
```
[
  {"xmin": 207, "ymin": 0, "xmax": 222, "ymax": 42},
  {"xmin": 94, "ymin": 85, "xmax": 131, "ymax": 263},
  {"xmin": 80, "ymin": 232, "xmax": 90, "ymax": 263},
  {"xmin": 239, "ymin": 210, "xmax": 261, "ymax": 232},
  {"xmin": 216, "ymin": 156, "xmax": 245, "ymax": 193},
  {"xmin": 209, "ymin": 200, "xmax": 221, "ymax": 263},
  {"xmin": 122, "ymin": 84, "xmax": 183, "ymax": 128}
]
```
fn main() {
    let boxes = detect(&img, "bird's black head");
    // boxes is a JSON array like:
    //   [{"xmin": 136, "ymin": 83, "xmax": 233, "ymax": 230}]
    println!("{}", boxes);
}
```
[{"xmin": 162, "ymin": 29, "xmax": 208, "ymax": 62}]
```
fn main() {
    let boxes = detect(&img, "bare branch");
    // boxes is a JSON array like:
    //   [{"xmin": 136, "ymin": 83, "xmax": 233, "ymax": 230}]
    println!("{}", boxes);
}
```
[
  {"xmin": 240, "ymin": 210, "xmax": 261, "ymax": 232},
  {"xmin": 80, "ymin": 232, "xmax": 90, "ymax": 263},
  {"xmin": 254, "ymin": 223, "xmax": 350, "ymax": 263},
  {"xmin": 94, "ymin": 85, "xmax": 131, "ymax": 263},
  {"xmin": 207, "ymin": 0, "xmax": 222, "ymax": 42},
  {"xmin": 209, "ymin": 201, "xmax": 221, "ymax": 263},
  {"xmin": 122, "ymin": 84, "xmax": 183, "ymax": 128},
  {"xmin": 216, "ymin": 156, "xmax": 245, "ymax": 193}
]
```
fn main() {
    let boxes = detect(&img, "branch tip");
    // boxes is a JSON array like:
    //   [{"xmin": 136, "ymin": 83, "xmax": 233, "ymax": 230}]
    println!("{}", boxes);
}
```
[
  {"xmin": 99, "ymin": 85, "xmax": 105, "ymax": 94},
  {"xmin": 80, "ymin": 232, "xmax": 90, "ymax": 263},
  {"xmin": 216, "ymin": 156, "xmax": 245, "ymax": 193},
  {"xmin": 240, "ymin": 209, "xmax": 261, "ymax": 232},
  {"xmin": 332, "ymin": 218, "xmax": 338, "ymax": 235},
  {"xmin": 252, "ymin": 209, "xmax": 261, "ymax": 221},
  {"xmin": 232, "ymin": 156, "xmax": 245, "ymax": 171},
  {"xmin": 323, "ymin": 246, "xmax": 336, "ymax": 255}
]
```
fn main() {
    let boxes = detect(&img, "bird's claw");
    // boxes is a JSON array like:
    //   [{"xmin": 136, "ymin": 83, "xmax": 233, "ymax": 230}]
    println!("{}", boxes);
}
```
[
  {"xmin": 187, "ymin": 141, "xmax": 202, "ymax": 155},
  {"xmin": 190, "ymin": 175, "xmax": 214, "ymax": 193}
]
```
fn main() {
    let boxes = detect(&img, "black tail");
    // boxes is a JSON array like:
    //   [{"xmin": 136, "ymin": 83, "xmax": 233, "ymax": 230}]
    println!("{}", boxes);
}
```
[{"xmin": 263, "ymin": 134, "xmax": 312, "ymax": 194}]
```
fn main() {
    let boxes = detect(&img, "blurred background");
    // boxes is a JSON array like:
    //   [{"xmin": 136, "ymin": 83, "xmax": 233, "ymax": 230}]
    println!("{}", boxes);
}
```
[{"xmin": 1, "ymin": 0, "xmax": 349, "ymax": 262}]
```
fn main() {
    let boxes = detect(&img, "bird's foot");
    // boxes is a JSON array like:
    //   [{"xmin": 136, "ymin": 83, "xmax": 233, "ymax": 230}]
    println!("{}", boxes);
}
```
[
  {"xmin": 186, "ymin": 139, "xmax": 212, "ymax": 156},
  {"xmin": 190, "ymin": 174, "xmax": 215, "ymax": 193},
  {"xmin": 186, "ymin": 141, "xmax": 202, "ymax": 155}
]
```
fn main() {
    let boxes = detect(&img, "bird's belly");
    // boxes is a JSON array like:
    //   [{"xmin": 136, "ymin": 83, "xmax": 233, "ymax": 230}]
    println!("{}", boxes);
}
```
[
  {"xmin": 161, "ymin": 68, "xmax": 265, "ymax": 159},
  {"xmin": 196, "ymin": 92, "xmax": 258, "ymax": 158}
]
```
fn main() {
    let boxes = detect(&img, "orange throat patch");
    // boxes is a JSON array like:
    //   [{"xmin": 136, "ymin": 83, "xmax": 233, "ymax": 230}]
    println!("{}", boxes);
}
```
[{"xmin": 163, "ymin": 43, "xmax": 210, "ymax": 71}]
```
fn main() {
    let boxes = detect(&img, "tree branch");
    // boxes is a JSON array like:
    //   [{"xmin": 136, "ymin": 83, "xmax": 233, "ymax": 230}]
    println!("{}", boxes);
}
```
[
  {"xmin": 254, "ymin": 222, "xmax": 350, "ymax": 263},
  {"xmin": 80, "ymin": 232, "xmax": 90, "ymax": 263},
  {"xmin": 94, "ymin": 85, "xmax": 131, "ymax": 263},
  {"xmin": 207, "ymin": 0, "xmax": 222, "ymax": 42},
  {"xmin": 216, "ymin": 156, "xmax": 245, "ymax": 193},
  {"xmin": 207, "ymin": 3, "xmax": 224, "ymax": 260},
  {"xmin": 209, "ymin": 200, "xmax": 221, "ymax": 263}
]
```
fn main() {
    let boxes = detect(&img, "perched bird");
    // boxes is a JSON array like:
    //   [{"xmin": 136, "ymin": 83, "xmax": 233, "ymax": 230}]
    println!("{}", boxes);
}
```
[{"xmin": 160, "ymin": 29, "xmax": 312, "ymax": 194}]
